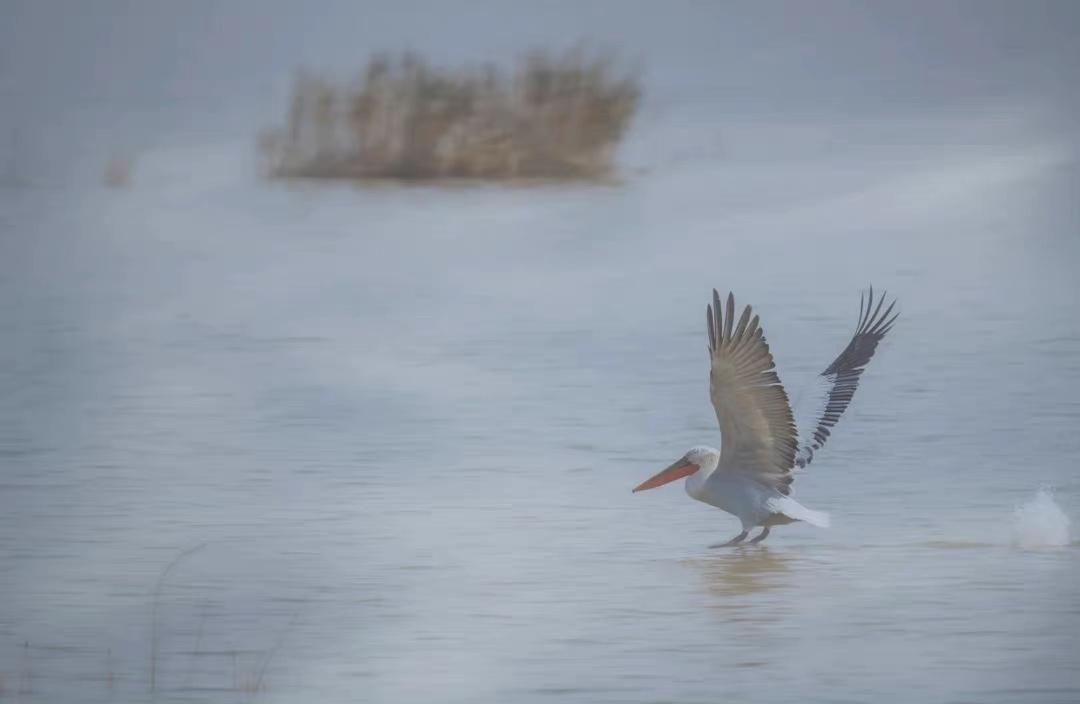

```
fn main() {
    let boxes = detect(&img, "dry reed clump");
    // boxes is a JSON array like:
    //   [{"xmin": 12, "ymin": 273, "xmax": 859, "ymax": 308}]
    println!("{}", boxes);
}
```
[{"xmin": 259, "ymin": 49, "xmax": 640, "ymax": 182}]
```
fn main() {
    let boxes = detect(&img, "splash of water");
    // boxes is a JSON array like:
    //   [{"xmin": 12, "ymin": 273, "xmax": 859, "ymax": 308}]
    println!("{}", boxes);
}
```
[{"xmin": 1012, "ymin": 489, "xmax": 1071, "ymax": 549}]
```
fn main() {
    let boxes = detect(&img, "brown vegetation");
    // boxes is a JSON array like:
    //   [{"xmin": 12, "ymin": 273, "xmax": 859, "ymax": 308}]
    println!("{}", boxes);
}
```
[{"xmin": 259, "ymin": 49, "xmax": 640, "ymax": 182}]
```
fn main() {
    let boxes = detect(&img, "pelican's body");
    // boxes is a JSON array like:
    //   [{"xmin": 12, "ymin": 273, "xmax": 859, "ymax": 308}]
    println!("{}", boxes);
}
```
[
  {"xmin": 686, "ymin": 451, "xmax": 817, "ymax": 527},
  {"xmin": 633, "ymin": 288, "xmax": 897, "ymax": 546}
]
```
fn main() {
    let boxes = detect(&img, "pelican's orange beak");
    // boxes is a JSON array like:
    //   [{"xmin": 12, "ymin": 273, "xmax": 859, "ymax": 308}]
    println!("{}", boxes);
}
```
[{"xmin": 632, "ymin": 457, "xmax": 700, "ymax": 493}]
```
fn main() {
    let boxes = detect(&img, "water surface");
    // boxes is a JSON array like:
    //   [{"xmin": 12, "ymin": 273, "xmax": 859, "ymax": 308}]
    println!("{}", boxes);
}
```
[{"xmin": 1, "ymin": 105, "xmax": 1079, "ymax": 703}]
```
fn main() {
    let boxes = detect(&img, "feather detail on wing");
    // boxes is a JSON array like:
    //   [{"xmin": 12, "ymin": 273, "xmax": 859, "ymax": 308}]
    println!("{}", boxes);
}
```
[
  {"xmin": 794, "ymin": 286, "xmax": 898, "ymax": 468},
  {"xmin": 708, "ymin": 290, "xmax": 799, "ymax": 495}
]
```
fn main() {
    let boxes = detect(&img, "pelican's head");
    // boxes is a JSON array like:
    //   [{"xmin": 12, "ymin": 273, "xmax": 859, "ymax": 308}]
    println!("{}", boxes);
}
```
[{"xmin": 632, "ymin": 445, "xmax": 720, "ymax": 493}]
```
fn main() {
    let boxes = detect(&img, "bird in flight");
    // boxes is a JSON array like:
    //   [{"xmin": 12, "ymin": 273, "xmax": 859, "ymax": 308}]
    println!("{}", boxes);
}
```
[{"xmin": 633, "ymin": 287, "xmax": 897, "ymax": 546}]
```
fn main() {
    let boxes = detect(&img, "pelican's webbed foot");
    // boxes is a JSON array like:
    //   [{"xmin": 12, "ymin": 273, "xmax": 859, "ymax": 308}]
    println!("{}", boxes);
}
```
[{"xmin": 709, "ymin": 530, "xmax": 749, "ymax": 548}]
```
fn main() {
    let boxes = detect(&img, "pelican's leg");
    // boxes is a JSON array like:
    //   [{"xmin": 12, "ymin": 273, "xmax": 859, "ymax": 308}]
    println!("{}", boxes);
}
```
[
  {"xmin": 748, "ymin": 527, "xmax": 771, "ymax": 544},
  {"xmin": 709, "ymin": 530, "xmax": 749, "ymax": 548}
]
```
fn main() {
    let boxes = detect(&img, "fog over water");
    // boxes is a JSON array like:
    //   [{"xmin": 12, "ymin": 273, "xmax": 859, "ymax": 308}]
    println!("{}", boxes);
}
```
[{"xmin": 1, "ymin": 2, "xmax": 1079, "ymax": 702}]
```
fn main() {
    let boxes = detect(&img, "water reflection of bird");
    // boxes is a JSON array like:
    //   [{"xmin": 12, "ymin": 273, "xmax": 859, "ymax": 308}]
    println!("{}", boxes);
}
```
[
  {"xmin": 694, "ymin": 549, "xmax": 793, "ymax": 598},
  {"xmin": 634, "ymin": 287, "xmax": 897, "ymax": 546}
]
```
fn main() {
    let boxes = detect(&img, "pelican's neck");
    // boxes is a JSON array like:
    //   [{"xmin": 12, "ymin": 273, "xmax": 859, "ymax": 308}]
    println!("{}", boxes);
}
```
[{"xmin": 684, "ymin": 448, "xmax": 721, "ymax": 498}]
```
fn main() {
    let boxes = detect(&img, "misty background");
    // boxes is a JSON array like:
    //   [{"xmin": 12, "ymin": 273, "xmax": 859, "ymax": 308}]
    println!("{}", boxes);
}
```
[
  {"xmin": 1, "ymin": 2, "xmax": 1079, "ymax": 703},
  {"xmin": 3, "ymin": 1, "xmax": 1080, "ymax": 183}
]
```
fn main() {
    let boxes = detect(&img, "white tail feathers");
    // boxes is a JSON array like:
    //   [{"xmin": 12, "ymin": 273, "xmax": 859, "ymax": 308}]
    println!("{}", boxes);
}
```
[{"xmin": 766, "ymin": 496, "xmax": 831, "ymax": 528}]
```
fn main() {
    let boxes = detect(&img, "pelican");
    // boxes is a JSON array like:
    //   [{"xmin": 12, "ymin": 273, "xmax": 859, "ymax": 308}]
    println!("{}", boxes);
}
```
[{"xmin": 633, "ymin": 287, "xmax": 897, "ymax": 546}]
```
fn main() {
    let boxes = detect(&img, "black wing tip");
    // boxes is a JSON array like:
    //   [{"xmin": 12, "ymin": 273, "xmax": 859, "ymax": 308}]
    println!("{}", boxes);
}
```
[
  {"xmin": 708, "ymin": 288, "xmax": 745, "ymax": 346},
  {"xmin": 857, "ymin": 284, "xmax": 899, "ymax": 337},
  {"xmin": 724, "ymin": 292, "xmax": 735, "ymax": 338},
  {"xmin": 706, "ymin": 303, "xmax": 716, "ymax": 351}
]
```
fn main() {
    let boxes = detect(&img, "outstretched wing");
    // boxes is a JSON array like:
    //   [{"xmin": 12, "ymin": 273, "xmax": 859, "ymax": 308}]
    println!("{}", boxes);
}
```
[
  {"xmin": 794, "ymin": 287, "xmax": 898, "ymax": 468},
  {"xmin": 707, "ymin": 290, "xmax": 799, "ymax": 495}
]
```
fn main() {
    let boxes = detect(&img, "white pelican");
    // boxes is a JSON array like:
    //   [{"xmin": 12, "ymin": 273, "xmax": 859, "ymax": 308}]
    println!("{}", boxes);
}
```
[{"xmin": 633, "ymin": 287, "xmax": 897, "ymax": 546}]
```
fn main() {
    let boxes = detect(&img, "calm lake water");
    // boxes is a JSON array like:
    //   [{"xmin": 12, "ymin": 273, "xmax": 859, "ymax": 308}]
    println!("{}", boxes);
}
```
[{"xmin": 1, "ymin": 106, "xmax": 1079, "ymax": 703}]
